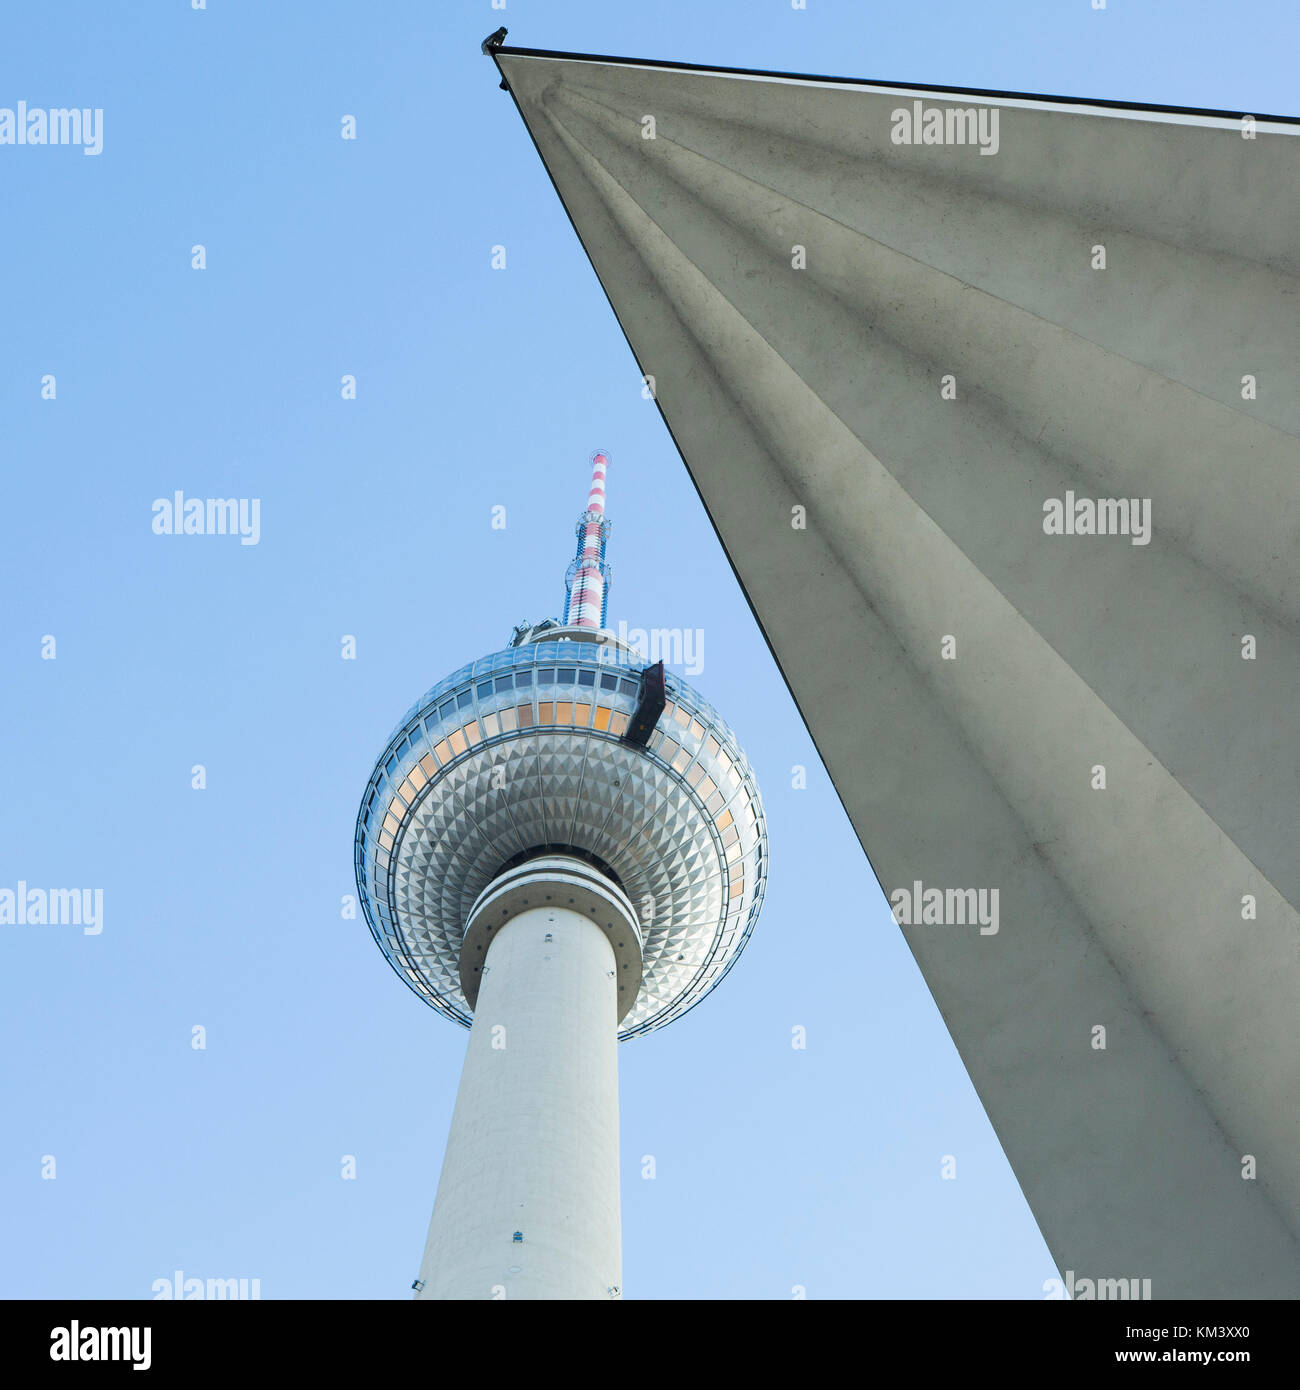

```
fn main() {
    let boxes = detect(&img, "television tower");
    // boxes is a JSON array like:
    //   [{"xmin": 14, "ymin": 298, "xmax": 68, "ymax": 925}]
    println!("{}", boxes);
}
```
[{"xmin": 354, "ymin": 451, "xmax": 768, "ymax": 1299}]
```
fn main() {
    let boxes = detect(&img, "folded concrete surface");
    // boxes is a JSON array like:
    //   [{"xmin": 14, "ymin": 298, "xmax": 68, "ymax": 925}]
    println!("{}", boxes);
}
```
[{"xmin": 491, "ymin": 43, "xmax": 1300, "ymax": 1297}]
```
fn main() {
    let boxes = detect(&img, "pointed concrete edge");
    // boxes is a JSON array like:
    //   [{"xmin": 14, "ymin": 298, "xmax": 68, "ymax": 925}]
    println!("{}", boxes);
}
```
[{"xmin": 487, "ymin": 42, "xmax": 1300, "ymax": 1297}]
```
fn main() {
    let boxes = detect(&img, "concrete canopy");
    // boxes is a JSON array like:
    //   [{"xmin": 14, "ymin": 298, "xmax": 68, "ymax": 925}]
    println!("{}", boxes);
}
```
[{"xmin": 488, "ymin": 41, "xmax": 1300, "ymax": 1297}]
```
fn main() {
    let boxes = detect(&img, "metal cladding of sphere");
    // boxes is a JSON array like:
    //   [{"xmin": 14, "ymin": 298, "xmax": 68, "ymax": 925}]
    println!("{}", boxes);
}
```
[{"xmin": 353, "ymin": 626, "xmax": 768, "ymax": 1039}]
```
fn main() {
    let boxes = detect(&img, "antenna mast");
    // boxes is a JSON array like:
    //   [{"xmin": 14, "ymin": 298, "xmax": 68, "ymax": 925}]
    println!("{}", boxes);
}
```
[{"xmin": 563, "ymin": 450, "xmax": 613, "ymax": 629}]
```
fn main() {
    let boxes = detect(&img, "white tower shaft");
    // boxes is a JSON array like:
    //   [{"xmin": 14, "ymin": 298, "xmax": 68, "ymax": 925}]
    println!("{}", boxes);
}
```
[{"xmin": 415, "ymin": 900, "xmax": 624, "ymax": 1300}]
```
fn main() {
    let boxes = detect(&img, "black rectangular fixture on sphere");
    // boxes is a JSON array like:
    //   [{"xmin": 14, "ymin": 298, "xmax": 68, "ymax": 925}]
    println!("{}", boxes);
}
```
[{"xmin": 624, "ymin": 661, "xmax": 666, "ymax": 746}]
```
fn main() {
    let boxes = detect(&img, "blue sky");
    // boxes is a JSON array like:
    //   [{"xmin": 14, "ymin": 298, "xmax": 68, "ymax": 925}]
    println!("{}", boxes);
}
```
[{"xmin": 1, "ymin": 0, "xmax": 1294, "ymax": 1300}]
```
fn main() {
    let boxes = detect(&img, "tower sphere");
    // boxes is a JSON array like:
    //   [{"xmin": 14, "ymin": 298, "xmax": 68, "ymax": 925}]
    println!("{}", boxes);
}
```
[{"xmin": 354, "ymin": 624, "xmax": 768, "ymax": 1038}]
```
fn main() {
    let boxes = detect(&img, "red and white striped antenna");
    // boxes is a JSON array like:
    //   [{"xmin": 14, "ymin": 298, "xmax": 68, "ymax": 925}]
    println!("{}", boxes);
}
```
[{"xmin": 563, "ymin": 450, "xmax": 613, "ymax": 629}]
